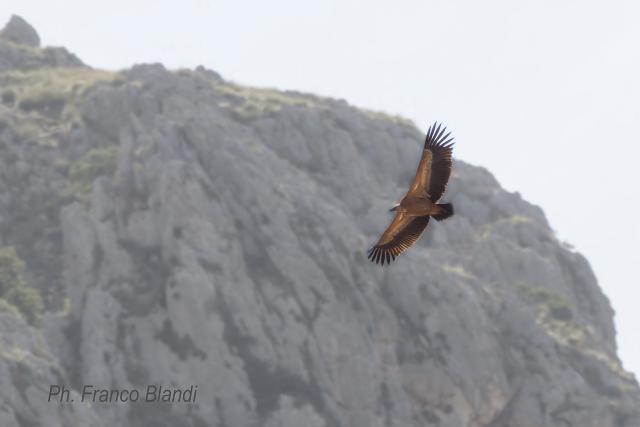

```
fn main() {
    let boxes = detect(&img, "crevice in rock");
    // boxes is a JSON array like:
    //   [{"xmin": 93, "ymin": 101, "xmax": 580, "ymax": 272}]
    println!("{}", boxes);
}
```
[
  {"xmin": 154, "ymin": 318, "xmax": 207, "ymax": 361},
  {"xmin": 216, "ymin": 290, "xmax": 338, "ymax": 426}
]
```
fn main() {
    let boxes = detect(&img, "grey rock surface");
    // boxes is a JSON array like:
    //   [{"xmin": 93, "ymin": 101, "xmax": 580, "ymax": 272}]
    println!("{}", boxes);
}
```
[
  {"xmin": 0, "ymin": 311, "xmax": 104, "ymax": 426},
  {"xmin": 0, "ymin": 15, "xmax": 40, "ymax": 47},
  {"xmin": 0, "ymin": 16, "xmax": 639, "ymax": 427},
  {"xmin": 0, "ymin": 15, "xmax": 83, "ymax": 71}
]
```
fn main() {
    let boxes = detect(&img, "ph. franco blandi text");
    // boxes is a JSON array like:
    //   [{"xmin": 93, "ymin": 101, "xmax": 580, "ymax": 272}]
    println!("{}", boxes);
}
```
[{"xmin": 48, "ymin": 384, "xmax": 198, "ymax": 403}]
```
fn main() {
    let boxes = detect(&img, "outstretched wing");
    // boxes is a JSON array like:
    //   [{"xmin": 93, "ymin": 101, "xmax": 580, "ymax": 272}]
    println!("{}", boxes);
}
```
[
  {"xmin": 407, "ymin": 122, "xmax": 455, "ymax": 202},
  {"xmin": 368, "ymin": 213, "xmax": 430, "ymax": 265}
]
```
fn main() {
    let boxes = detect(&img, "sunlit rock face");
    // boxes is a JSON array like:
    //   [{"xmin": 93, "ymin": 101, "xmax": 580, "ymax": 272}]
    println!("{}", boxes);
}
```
[{"xmin": 0, "ymin": 16, "xmax": 639, "ymax": 427}]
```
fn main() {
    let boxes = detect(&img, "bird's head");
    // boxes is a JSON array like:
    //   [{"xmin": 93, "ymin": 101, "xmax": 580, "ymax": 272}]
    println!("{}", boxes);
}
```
[{"xmin": 389, "ymin": 202, "xmax": 400, "ymax": 212}]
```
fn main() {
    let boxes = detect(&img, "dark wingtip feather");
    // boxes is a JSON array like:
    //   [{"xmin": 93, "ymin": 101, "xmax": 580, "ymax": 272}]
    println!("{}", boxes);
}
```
[
  {"xmin": 367, "ymin": 245, "xmax": 399, "ymax": 266},
  {"xmin": 425, "ymin": 122, "xmax": 455, "ymax": 149}
]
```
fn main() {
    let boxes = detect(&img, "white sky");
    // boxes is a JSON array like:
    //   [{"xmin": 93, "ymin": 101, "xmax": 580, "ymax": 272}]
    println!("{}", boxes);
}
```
[{"xmin": 2, "ymin": 1, "xmax": 639, "ymax": 376}]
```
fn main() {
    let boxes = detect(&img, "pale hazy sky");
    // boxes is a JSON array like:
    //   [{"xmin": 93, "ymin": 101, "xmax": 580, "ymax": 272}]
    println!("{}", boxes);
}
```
[{"xmin": 1, "ymin": 1, "xmax": 639, "ymax": 375}]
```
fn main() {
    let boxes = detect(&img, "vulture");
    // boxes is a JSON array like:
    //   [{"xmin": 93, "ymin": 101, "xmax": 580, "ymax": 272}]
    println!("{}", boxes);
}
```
[{"xmin": 368, "ymin": 122, "xmax": 455, "ymax": 265}]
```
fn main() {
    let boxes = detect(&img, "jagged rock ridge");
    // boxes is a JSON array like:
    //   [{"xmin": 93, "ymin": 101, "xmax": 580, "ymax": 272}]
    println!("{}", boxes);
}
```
[{"xmin": 0, "ymin": 16, "xmax": 639, "ymax": 427}]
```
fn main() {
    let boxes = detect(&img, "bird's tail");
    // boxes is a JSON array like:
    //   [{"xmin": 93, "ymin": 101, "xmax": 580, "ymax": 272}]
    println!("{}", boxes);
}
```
[{"xmin": 432, "ymin": 203, "xmax": 454, "ymax": 221}]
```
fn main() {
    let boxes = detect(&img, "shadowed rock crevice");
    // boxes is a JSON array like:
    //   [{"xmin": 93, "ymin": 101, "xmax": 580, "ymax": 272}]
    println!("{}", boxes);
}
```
[
  {"xmin": 216, "ymin": 290, "xmax": 338, "ymax": 426},
  {"xmin": 154, "ymin": 319, "xmax": 207, "ymax": 361}
]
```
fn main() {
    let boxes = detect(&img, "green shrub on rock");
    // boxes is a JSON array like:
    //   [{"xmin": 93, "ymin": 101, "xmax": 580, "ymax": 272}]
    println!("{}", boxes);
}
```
[
  {"xmin": 63, "ymin": 146, "xmax": 118, "ymax": 205},
  {"xmin": 0, "ymin": 246, "xmax": 44, "ymax": 327}
]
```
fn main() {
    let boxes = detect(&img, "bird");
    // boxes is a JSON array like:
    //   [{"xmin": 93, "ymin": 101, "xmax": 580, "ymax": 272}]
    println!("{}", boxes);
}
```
[{"xmin": 368, "ymin": 122, "xmax": 455, "ymax": 265}]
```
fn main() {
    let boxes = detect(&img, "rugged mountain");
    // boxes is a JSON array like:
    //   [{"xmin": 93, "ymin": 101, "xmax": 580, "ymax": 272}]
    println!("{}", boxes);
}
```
[{"xmin": 1, "ymin": 16, "xmax": 639, "ymax": 427}]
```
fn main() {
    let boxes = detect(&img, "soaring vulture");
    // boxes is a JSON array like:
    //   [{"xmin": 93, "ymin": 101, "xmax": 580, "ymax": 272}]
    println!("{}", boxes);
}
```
[{"xmin": 368, "ymin": 122, "xmax": 455, "ymax": 265}]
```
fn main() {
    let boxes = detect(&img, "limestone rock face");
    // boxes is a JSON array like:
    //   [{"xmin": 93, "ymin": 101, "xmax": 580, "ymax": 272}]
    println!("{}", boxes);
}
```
[
  {"xmin": 0, "ymin": 17, "xmax": 639, "ymax": 427},
  {"xmin": 0, "ymin": 311, "xmax": 104, "ymax": 426},
  {"xmin": 0, "ymin": 15, "xmax": 83, "ymax": 71},
  {"xmin": 0, "ymin": 15, "xmax": 40, "ymax": 47}
]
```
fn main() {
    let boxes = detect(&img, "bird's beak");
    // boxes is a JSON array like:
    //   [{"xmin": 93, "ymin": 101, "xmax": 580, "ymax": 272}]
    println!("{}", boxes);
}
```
[{"xmin": 389, "ymin": 204, "xmax": 400, "ymax": 212}]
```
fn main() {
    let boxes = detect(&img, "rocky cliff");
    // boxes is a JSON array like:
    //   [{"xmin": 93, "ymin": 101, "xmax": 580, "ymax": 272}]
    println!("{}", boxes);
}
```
[{"xmin": 1, "ymin": 15, "xmax": 639, "ymax": 427}]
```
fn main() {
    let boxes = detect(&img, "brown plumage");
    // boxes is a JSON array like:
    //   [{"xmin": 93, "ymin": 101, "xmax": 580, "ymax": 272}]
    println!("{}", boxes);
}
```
[{"xmin": 368, "ymin": 122, "xmax": 455, "ymax": 265}]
